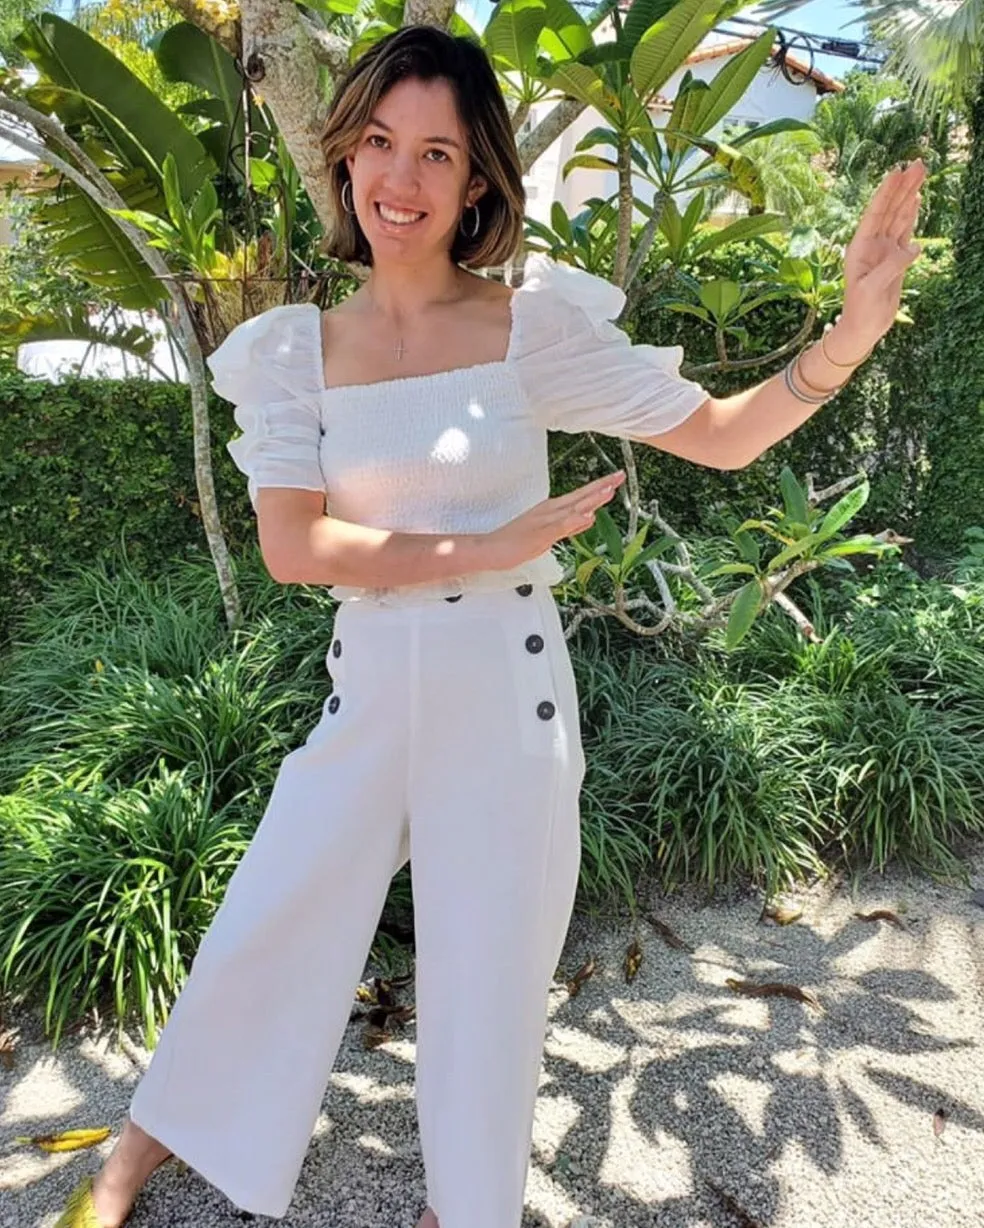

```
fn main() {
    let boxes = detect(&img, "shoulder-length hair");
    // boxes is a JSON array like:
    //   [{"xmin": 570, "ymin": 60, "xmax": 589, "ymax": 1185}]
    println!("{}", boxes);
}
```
[{"xmin": 318, "ymin": 25, "xmax": 525, "ymax": 269}]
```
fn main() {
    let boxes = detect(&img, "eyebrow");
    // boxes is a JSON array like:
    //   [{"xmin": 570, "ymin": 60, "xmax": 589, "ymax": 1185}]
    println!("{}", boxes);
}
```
[{"xmin": 367, "ymin": 116, "xmax": 462, "ymax": 149}]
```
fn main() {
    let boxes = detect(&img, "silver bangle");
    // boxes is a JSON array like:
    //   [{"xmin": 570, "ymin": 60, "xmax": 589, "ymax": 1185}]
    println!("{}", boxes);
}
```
[{"xmin": 783, "ymin": 355, "xmax": 834, "ymax": 405}]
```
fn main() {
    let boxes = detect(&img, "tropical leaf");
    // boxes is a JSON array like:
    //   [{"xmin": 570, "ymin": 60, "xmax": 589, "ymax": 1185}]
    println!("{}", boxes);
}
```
[
  {"xmin": 31, "ymin": 167, "xmax": 167, "ymax": 309},
  {"xmin": 725, "ymin": 579, "xmax": 763, "ymax": 649},
  {"xmin": 629, "ymin": 0, "xmax": 721, "ymax": 100},
  {"xmin": 485, "ymin": 0, "xmax": 548, "ymax": 76},
  {"xmin": 17, "ymin": 13, "xmax": 214, "ymax": 202}
]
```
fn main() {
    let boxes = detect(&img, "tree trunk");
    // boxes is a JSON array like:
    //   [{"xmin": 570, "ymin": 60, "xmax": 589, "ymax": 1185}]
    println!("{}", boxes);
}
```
[
  {"xmin": 918, "ymin": 71, "xmax": 984, "ymax": 557},
  {"xmin": 614, "ymin": 137, "xmax": 633, "ymax": 288}
]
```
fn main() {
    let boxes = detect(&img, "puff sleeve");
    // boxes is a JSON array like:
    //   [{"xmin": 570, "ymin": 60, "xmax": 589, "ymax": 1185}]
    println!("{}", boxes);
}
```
[
  {"xmin": 510, "ymin": 254, "xmax": 710, "ymax": 439},
  {"xmin": 206, "ymin": 303, "xmax": 326, "ymax": 512}
]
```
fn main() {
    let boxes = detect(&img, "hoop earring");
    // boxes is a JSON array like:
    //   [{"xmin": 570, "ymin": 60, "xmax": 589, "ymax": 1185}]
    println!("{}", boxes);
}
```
[
  {"xmin": 341, "ymin": 180, "xmax": 355, "ymax": 215},
  {"xmin": 459, "ymin": 203, "xmax": 480, "ymax": 239}
]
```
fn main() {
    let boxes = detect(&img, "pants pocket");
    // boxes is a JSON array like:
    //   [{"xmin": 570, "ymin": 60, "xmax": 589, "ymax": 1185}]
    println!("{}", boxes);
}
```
[{"xmin": 501, "ymin": 608, "xmax": 570, "ymax": 759}]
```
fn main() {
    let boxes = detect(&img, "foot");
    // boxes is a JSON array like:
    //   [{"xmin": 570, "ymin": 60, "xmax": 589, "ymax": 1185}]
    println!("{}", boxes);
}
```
[
  {"xmin": 415, "ymin": 1208, "xmax": 440, "ymax": 1228},
  {"xmin": 89, "ymin": 1119, "xmax": 173, "ymax": 1228}
]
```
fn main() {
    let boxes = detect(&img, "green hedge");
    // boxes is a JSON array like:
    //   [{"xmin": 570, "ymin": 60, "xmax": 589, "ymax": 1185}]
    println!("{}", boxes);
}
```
[
  {"xmin": 0, "ymin": 372, "xmax": 255, "ymax": 643},
  {"xmin": 919, "ymin": 77, "xmax": 984, "ymax": 557}
]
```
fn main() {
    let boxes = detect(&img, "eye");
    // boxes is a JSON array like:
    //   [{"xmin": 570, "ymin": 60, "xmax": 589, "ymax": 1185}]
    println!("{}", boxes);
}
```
[
  {"xmin": 367, "ymin": 133, "xmax": 389, "ymax": 149},
  {"xmin": 425, "ymin": 148, "xmax": 449, "ymax": 162}
]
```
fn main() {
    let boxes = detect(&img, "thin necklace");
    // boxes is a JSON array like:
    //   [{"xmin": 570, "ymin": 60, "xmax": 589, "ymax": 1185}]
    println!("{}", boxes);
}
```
[{"xmin": 368, "ymin": 280, "xmax": 467, "ymax": 362}]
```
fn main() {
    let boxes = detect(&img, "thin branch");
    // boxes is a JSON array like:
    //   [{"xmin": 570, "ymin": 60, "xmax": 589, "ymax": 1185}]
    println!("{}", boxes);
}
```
[
  {"xmin": 510, "ymin": 98, "xmax": 531, "ymax": 135},
  {"xmin": 773, "ymin": 591, "xmax": 820, "ymax": 642},
  {"xmin": 621, "ymin": 193, "xmax": 667, "ymax": 306},
  {"xmin": 683, "ymin": 308, "xmax": 818, "ymax": 379},
  {"xmin": 518, "ymin": 97, "xmax": 585, "ymax": 174},
  {"xmin": 806, "ymin": 470, "xmax": 865, "ymax": 504}
]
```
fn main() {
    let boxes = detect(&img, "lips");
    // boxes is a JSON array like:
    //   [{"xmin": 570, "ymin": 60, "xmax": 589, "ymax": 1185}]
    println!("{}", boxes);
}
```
[{"xmin": 375, "ymin": 202, "xmax": 426, "ymax": 225}]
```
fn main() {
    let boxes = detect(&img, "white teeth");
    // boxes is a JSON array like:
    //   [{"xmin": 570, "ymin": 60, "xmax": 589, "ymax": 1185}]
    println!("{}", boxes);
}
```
[{"xmin": 378, "ymin": 203, "xmax": 424, "ymax": 225}]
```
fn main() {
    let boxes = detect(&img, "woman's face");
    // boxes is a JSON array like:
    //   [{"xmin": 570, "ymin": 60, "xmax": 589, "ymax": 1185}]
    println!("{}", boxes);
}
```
[{"xmin": 345, "ymin": 75, "xmax": 487, "ymax": 265}]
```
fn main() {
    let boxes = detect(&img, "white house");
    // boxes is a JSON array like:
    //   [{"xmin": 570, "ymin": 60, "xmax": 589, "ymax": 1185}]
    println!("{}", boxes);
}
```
[{"xmin": 521, "ymin": 34, "xmax": 844, "ymax": 227}]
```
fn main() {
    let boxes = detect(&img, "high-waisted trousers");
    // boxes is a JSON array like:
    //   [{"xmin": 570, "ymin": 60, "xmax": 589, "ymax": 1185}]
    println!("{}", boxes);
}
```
[{"xmin": 128, "ymin": 581, "xmax": 587, "ymax": 1225}]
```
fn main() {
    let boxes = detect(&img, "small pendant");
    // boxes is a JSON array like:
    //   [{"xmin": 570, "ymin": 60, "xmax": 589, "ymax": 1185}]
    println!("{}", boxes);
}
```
[{"xmin": 395, "ymin": 338, "xmax": 405, "ymax": 361}]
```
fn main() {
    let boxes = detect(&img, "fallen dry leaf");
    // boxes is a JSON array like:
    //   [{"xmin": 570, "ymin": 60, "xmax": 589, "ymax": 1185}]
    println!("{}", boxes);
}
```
[
  {"xmin": 761, "ymin": 903, "xmax": 803, "ymax": 926},
  {"xmin": 0, "ymin": 1028, "xmax": 17, "ymax": 1071},
  {"xmin": 362, "ymin": 1025, "xmax": 391, "ymax": 1050},
  {"xmin": 854, "ymin": 909, "xmax": 906, "ymax": 929},
  {"xmin": 15, "ymin": 1127, "xmax": 112, "ymax": 1153},
  {"xmin": 648, "ymin": 917, "xmax": 694, "ymax": 952},
  {"xmin": 624, "ymin": 939, "xmax": 643, "ymax": 983},
  {"xmin": 566, "ymin": 957, "xmax": 598, "ymax": 997},
  {"xmin": 725, "ymin": 977, "xmax": 822, "ymax": 1012}
]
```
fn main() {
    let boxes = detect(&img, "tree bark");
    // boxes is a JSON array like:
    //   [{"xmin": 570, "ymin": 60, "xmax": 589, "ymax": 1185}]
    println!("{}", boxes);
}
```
[
  {"xmin": 405, "ymin": 0, "xmax": 456, "ymax": 26},
  {"xmin": 237, "ymin": 0, "xmax": 336, "ymax": 250},
  {"xmin": 614, "ymin": 137, "xmax": 633, "ymax": 288},
  {"xmin": 518, "ymin": 97, "xmax": 586, "ymax": 174}
]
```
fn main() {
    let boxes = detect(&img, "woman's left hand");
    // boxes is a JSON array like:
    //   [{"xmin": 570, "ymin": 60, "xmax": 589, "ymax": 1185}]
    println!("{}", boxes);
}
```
[{"xmin": 834, "ymin": 159, "xmax": 927, "ymax": 359}]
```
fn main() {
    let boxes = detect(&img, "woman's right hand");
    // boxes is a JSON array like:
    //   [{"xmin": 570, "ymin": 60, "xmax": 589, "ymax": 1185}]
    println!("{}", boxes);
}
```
[{"xmin": 483, "ymin": 471, "xmax": 627, "ymax": 571}]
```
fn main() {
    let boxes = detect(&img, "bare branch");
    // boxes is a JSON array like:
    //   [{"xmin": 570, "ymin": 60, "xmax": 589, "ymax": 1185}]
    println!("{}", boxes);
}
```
[
  {"xmin": 806, "ymin": 470, "xmax": 865, "ymax": 504},
  {"xmin": 683, "ymin": 308, "xmax": 818, "ymax": 379},
  {"xmin": 304, "ymin": 21, "xmax": 352, "ymax": 78},
  {"xmin": 510, "ymin": 99, "xmax": 531, "ymax": 134},
  {"xmin": 773, "ymin": 591, "xmax": 820, "ymax": 642},
  {"xmin": 518, "ymin": 97, "xmax": 585, "ymax": 173},
  {"xmin": 621, "ymin": 193, "xmax": 667, "ymax": 305}
]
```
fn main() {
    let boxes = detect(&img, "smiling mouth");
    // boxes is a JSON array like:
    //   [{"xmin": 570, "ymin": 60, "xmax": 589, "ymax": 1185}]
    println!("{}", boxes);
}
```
[{"xmin": 375, "ymin": 202, "xmax": 427, "ymax": 226}]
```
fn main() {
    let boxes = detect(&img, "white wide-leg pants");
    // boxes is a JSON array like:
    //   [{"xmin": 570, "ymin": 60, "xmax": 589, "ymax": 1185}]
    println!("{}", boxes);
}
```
[{"xmin": 128, "ymin": 582, "xmax": 586, "ymax": 1225}]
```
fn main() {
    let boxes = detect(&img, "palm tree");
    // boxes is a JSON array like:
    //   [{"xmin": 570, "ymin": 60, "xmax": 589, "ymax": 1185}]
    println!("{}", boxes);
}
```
[{"xmin": 763, "ymin": 0, "xmax": 984, "ymax": 557}]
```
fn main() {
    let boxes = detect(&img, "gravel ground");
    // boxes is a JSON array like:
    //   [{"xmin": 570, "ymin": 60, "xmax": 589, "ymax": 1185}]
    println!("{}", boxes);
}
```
[{"xmin": 3, "ymin": 845, "xmax": 983, "ymax": 1228}]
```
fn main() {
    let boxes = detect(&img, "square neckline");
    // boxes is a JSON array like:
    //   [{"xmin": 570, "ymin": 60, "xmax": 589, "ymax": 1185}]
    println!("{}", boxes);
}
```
[{"xmin": 312, "ymin": 286, "xmax": 520, "ymax": 397}]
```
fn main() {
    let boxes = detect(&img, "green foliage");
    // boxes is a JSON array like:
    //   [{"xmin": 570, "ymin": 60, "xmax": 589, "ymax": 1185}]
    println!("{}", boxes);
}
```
[
  {"xmin": 0, "ymin": 370, "xmax": 254, "ymax": 644},
  {"xmin": 3, "ymin": 550, "xmax": 982, "ymax": 1038},
  {"xmin": 550, "ymin": 232, "xmax": 953, "ymax": 538},
  {"xmin": 918, "ymin": 75, "xmax": 984, "ymax": 557},
  {"xmin": 0, "ymin": 551, "xmax": 413, "ymax": 1045},
  {"xmin": 572, "ymin": 557, "xmax": 984, "ymax": 905}
]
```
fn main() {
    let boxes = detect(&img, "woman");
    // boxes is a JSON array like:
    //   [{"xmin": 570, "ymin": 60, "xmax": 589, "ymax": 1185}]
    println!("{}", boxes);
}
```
[{"xmin": 56, "ymin": 23, "xmax": 923, "ymax": 1228}]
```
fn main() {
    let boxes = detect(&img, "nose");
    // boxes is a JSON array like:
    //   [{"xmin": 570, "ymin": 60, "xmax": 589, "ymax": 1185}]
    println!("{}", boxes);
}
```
[{"xmin": 383, "ymin": 149, "xmax": 420, "ymax": 197}]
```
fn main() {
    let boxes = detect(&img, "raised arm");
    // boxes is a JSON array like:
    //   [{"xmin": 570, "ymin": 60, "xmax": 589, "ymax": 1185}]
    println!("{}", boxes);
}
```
[{"xmin": 634, "ymin": 161, "xmax": 927, "ymax": 470}]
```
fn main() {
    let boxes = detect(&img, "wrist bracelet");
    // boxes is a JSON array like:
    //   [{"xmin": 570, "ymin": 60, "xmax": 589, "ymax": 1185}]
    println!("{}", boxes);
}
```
[
  {"xmin": 794, "ymin": 347, "xmax": 848, "ymax": 397},
  {"xmin": 783, "ymin": 355, "xmax": 833, "ymax": 405},
  {"xmin": 820, "ymin": 324, "xmax": 874, "ymax": 370}
]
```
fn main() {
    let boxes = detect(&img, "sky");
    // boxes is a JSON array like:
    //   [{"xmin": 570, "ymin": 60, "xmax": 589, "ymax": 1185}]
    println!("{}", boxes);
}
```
[{"xmin": 463, "ymin": 0, "xmax": 872, "ymax": 83}]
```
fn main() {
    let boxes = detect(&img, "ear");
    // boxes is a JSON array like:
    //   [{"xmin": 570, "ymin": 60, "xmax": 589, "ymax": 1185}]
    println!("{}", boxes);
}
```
[{"xmin": 466, "ymin": 174, "xmax": 488, "ymax": 208}]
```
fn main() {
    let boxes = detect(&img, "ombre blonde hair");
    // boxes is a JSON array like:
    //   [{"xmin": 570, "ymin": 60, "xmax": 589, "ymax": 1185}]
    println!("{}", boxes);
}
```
[{"xmin": 318, "ymin": 26, "xmax": 526, "ymax": 269}]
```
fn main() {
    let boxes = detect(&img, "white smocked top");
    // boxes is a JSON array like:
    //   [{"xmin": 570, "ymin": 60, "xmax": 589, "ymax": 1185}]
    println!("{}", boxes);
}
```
[{"xmin": 206, "ymin": 254, "xmax": 710, "ymax": 604}]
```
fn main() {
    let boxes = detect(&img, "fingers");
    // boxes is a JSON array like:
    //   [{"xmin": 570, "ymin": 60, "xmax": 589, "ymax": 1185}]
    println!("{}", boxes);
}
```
[
  {"xmin": 888, "ymin": 181, "xmax": 922, "ymax": 245},
  {"xmin": 855, "ymin": 160, "xmax": 925, "ymax": 243},
  {"xmin": 557, "ymin": 470, "xmax": 626, "ymax": 510}
]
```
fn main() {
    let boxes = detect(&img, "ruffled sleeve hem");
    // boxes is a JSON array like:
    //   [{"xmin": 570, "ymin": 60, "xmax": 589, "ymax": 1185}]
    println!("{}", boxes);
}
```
[
  {"xmin": 509, "ymin": 254, "xmax": 709, "ymax": 439},
  {"xmin": 206, "ymin": 304, "xmax": 326, "ymax": 511}
]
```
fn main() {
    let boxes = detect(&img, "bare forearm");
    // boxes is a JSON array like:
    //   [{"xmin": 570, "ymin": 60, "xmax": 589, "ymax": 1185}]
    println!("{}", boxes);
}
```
[
  {"xmin": 266, "ymin": 510, "xmax": 494, "ymax": 587},
  {"xmin": 699, "ymin": 320, "xmax": 872, "ymax": 469}
]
